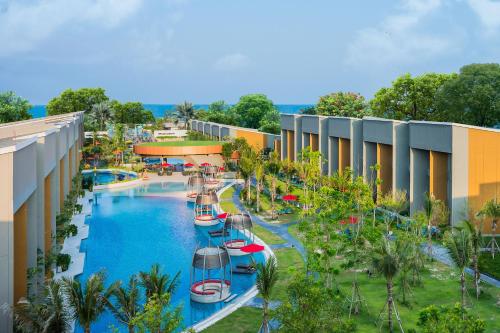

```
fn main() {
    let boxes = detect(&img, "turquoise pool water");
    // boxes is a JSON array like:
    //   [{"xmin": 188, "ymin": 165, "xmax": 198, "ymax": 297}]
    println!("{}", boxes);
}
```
[
  {"xmin": 77, "ymin": 183, "xmax": 262, "ymax": 332},
  {"xmin": 82, "ymin": 170, "xmax": 137, "ymax": 185}
]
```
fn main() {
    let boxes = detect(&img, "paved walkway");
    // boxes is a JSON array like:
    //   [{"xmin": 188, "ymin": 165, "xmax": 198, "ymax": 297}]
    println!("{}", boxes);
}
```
[
  {"xmin": 421, "ymin": 244, "xmax": 500, "ymax": 288},
  {"xmin": 231, "ymin": 185, "xmax": 306, "ymax": 259}
]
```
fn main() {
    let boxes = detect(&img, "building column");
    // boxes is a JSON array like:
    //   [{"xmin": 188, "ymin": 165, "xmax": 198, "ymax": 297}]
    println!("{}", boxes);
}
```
[{"xmin": 14, "ymin": 202, "xmax": 28, "ymax": 303}]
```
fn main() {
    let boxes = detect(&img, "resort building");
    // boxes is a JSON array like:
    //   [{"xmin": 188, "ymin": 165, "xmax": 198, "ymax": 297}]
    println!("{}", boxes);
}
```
[
  {"xmin": 191, "ymin": 115, "xmax": 500, "ymax": 233},
  {"xmin": 0, "ymin": 112, "xmax": 84, "ymax": 332}
]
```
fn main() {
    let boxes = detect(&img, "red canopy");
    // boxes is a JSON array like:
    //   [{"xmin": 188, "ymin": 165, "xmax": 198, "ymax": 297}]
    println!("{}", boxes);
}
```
[
  {"xmin": 161, "ymin": 162, "xmax": 172, "ymax": 167},
  {"xmin": 216, "ymin": 212, "xmax": 228, "ymax": 219},
  {"xmin": 282, "ymin": 194, "xmax": 298, "ymax": 201},
  {"xmin": 349, "ymin": 216, "xmax": 358, "ymax": 224},
  {"xmin": 200, "ymin": 162, "xmax": 211, "ymax": 166},
  {"xmin": 184, "ymin": 163, "xmax": 194, "ymax": 167},
  {"xmin": 240, "ymin": 243, "xmax": 265, "ymax": 253},
  {"xmin": 219, "ymin": 166, "xmax": 225, "ymax": 171}
]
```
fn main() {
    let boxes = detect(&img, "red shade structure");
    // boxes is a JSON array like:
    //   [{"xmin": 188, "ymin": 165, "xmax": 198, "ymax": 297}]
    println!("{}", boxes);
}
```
[
  {"xmin": 282, "ymin": 194, "xmax": 298, "ymax": 201},
  {"xmin": 349, "ymin": 216, "xmax": 358, "ymax": 224},
  {"xmin": 161, "ymin": 162, "xmax": 172, "ymax": 167},
  {"xmin": 240, "ymin": 243, "xmax": 264, "ymax": 253},
  {"xmin": 200, "ymin": 162, "xmax": 211, "ymax": 167},
  {"xmin": 217, "ymin": 212, "xmax": 228, "ymax": 219},
  {"xmin": 184, "ymin": 163, "xmax": 194, "ymax": 167}
]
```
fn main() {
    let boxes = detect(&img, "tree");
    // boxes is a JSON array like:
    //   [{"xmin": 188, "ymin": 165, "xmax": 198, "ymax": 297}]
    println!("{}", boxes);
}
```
[
  {"xmin": 47, "ymin": 88, "xmax": 109, "ymax": 116},
  {"xmin": 239, "ymin": 148, "xmax": 257, "ymax": 204},
  {"xmin": 371, "ymin": 73, "xmax": 455, "ymax": 121},
  {"xmin": 112, "ymin": 101, "xmax": 154, "ymax": 125},
  {"xmin": 265, "ymin": 150, "xmax": 281, "ymax": 219},
  {"xmin": 316, "ymin": 92, "xmax": 369, "ymax": 118},
  {"xmin": 175, "ymin": 101, "xmax": 195, "ymax": 127},
  {"xmin": 435, "ymin": 63, "xmax": 500, "ymax": 127},
  {"xmin": 130, "ymin": 293, "xmax": 182, "ymax": 333},
  {"xmin": 232, "ymin": 94, "xmax": 279, "ymax": 131},
  {"xmin": 9, "ymin": 280, "xmax": 71, "ymax": 333},
  {"xmin": 0, "ymin": 91, "xmax": 32, "ymax": 123},
  {"xmin": 256, "ymin": 257, "xmax": 278, "ymax": 333},
  {"xmin": 445, "ymin": 229, "xmax": 472, "ymax": 310},
  {"xmin": 254, "ymin": 159, "xmax": 265, "ymax": 213},
  {"xmin": 139, "ymin": 264, "xmax": 180, "ymax": 299},
  {"xmin": 422, "ymin": 193, "xmax": 448, "ymax": 256},
  {"xmin": 477, "ymin": 199, "xmax": 500, "ymax": 257},
  {"xmin": 300, "ymin": 106, "xmax": 316, "ymax": 115},
  {"xmin": 62, "ymin": 272, "xmax": 118, "ymax": 333},
  {"xmin": 416, "ymin": 303, "xmax": 485, "ymax": 333},
  {"xmin": 106, "ymin": 276, "xmax": 141, "ymax": 333},
  {"xmin": 458, "ymin": 220, "xmax": 483, "ymax": 300},
  {"xmin": 371, "ymin": 237, "xmax": 401, "ymax": 332},
  {"xmin": 91, "ymin": 102, "xmax": 113, "ymax": 131}
]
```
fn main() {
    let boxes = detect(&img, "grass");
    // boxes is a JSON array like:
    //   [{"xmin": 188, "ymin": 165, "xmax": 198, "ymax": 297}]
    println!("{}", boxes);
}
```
[
  {"xmin": 335, "ymin": 262, "xmax": 500, "ymax": 332},
  {"xmin": 137, "ymin": 140, "xmax": 221, "ymax": 147},
  {"xmin": 220, "ymin": 185, "xmax": 235, "ymax": 200},
  {"xmin": 478, "ymin": 252, "xmax": 500, "ymax": 280},
  {"xmin": 253, "ymin": 224, "xmax": 286, "ymax": 245},
  {"xmin": 219, "ymin": 201, "xmax": 240, "ymax": 214}
]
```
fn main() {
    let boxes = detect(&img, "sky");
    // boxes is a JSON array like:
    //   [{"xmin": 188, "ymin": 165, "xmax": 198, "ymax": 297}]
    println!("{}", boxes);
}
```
[{"xmin": 0, "ymin": 0, "xmax": 499, "ymax": 105}]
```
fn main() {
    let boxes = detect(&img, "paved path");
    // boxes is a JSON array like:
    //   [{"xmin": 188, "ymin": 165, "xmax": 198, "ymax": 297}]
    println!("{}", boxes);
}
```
[
  {"xmin": 421, "ymin": 243, "xmax": 500, "ymax": 288},
  {"xmin": 231, "ymin": 185, "xmax": 306, "ymax": 259}
]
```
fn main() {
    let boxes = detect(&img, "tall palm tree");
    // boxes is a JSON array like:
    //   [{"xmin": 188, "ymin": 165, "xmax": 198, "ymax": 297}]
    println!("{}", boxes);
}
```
[
  {"xmin": 256, "ymin": 257, "xmax": 278, "ymax": 333},
  {"xmin": 459, "ymin": 220, "xmax": 483, "ymax": 299},
  {"xmin": 9, "ymin": 280, "xmax": 71, "ymax": 333},
  {"xmin": 175, "ymin": 101, "xmax": 194, "ymax": 128},
  {"xmin": 139, "ymin": 264, "xmax": 180, "ymax": 299},
  {"xmin": 265, "ymin": 151, "xmax": 281, "ymax": 219},
  {"xmin": 254, "ymin": 159, "xmax": 264, "ymax": 213},
  {"xmin": 445, "ymin": 228, "xmax": 472, "ymax": 310},
  {"xmin": 62, "ymin": 272, "xmax": 117, "ymax": 333},
  {"xmin": 91, "ymin": 102, "xmax": 112, "ymax": 131},
  {"xmin": 105, "ymin": 276, "xmax": 140, "ymax": 333},
  {"xmin": 479, "ymin": 199, "xmax": 500, "ymax": 257},
  {"xmin": 372, "ymin": 238, "xmax": 400, "ymax": 333},
  {"xmin": 239, "ymin": 148, "xmax": 256, "ymax": 204}
]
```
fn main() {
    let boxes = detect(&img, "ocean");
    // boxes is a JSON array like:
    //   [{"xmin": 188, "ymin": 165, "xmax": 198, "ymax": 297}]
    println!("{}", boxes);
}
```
[{"xmin": 29, "ymin": 104, "xmax": 310, "ymax": 119}]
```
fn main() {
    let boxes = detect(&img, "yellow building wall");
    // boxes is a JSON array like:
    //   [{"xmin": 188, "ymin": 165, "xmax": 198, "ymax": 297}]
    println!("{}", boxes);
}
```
[
  {"xmin": 377, "ymin": 143, "xmax": 393, "ymax": 195},
  {"xmin": 14, "ymin": 203, "xmax": 28, "ymax": 302},
  {"xmin": 287, "ymin": 130, "xmax": 295, "ymax": 161},
  {"xmin": 274, "ymin": 140, "xmax": 281, "ymax": 157},
  {"xmin": 59, "ymin": 158, "xmax": 64, "ymax": 208},
  {"xmin": 310, "ymin": 134, "xmax": 319, "ymax": 151},
  {"xmin": 68, "ymin": 147, "xmax": 73, "ymax": 191},
  {"xmin": 44, "ymin": 175, "xmax": 52, "ymax": 253},
  {"xmin": 468, "ymin": 129, "xmax": 500, "ymax": 233},
  {"xmin": 235, "ymin": 129, "xmax": 267, "ymax": 150},
  {"xmin": 339, "ymin": 138, "xmax": 351, "ymax": 175},
  {"xmin": 430, "ymin": 151, "xmax": 448, "ymax": 204}
]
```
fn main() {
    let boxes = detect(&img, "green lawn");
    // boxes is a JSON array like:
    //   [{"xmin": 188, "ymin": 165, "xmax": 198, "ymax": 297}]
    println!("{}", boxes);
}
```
[
  {"xmin": 219, "ymin": 201, "xmax": 240, "ymax": 214},
  {"xmin": 478, "ymin": 252, "xmax": 500, "ymax": 280},
  {"xmin": 220, "ymin": 185, "xmax": 235, "ymax": 200},
  {"xmin": 137, "ymin": 140, "xmax": 221, "ymax": 147}
]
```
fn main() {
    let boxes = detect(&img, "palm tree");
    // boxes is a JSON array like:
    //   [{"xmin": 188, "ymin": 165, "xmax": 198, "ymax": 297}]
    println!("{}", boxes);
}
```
[
  {"xmin": 105, "ymin": 276, "xmax": 141, "ymax": 333},
  {"xmin": 478, "ymin": 199, "xmax": 500, "ymax": 257},
  {"xmin": 239, "ymin": 148, "xmax": 256, "ymax": 204},
  {"xmin": 255, "ymin": 159, "xmax": 264, "ymax": 213},
  {"xmin": 91, "ymin": 102, "xmax": 112, "ymax": 131},
  {"xmin": 459, "ymin": 220, "xmax": 483, "ymax": 299},
  {"xmin": 9, "ymin": 280, "xmax": 71, "ymax": 333},
  {"xmin": 256, "ymin": 257, "xmax": 278, "ymax": 333},
  {"xmin": 422, "ymin": 193, "xmax": 447, "ymax": 256},
  {"xmin": 266, "ymin": 151, "xmax": 281, "ymax": 219},
  {"xmin": 175, "ymin": 101, "xmax": 195, "ymax": 128},
  {"xmin": 445, "ymin": 229, "xmax": 472, "ymax": 310},
  {"xmin": 372, "ymin": 238, "xmax": 400, "ymax": 333},
  {"xmin": 139, "ymin": 264, "xmax": 180, "ymax": 299},
  {"xmin": 62, "ymin": 272, "xmax": 117, "ymax": 333}
]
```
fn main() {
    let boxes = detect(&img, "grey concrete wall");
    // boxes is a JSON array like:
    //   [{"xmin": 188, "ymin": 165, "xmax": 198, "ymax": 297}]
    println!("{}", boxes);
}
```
[
  {"xmin": 352, "ymin": 120, "xmax": 363, "ymax": 177},
  {"xmin": 294, "ymin": 116, "xmax": 302, "ymax": 159},
  {"xmin": 410, "ymin": 148, "xmax": 430, "ymax": 214},
  {"xmin": 319, "ymin": 117, "xmax": 329, "ymax": 174},
  {"xmin": 409, "ymin": 122, "xmax": 453, "ymax": 153},
  {"xmin": 220, "ymin": 127, "xmax": 230, "ymax": 139},
  {"xmin": 394, "ymin": 123, "xmax": 410, "ymax": 196},
  {"xmin": 329, "ymin": 136, "xmax": 339, "ymax": 175},
  {"xmin": 363, "ymin": 141, "xmax": 377, "ymax": 184},
  {"xmin": 203, "ymin": 123, "xmax": 210, "ymax": 135},
  {"xmin": 363, "ymin": 118, "xmax": 394, "ymax": 145},
  {"xmin": 280, "ymin": 114, "xmax": 296, "ymax": 131},
  {"xmin": 451, "ymin": 126, "xmax": 469, "ymax": 224},
  {"xmin": 301, "ymin": 116, "xmax": 320, "ymax": 134},
  {"xmin": 281, "ymin": 130, "xmax": 288, "ymax": 159}
]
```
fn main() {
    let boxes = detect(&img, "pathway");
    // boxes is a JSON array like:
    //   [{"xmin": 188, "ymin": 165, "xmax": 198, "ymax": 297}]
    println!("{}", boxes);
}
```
[
  {"xmin": 231, "ymin": 184, "xmax": 306, "ymax": 259},
  {"xmin": 421, "ymin": 243, "xmax": 500, "ymax": 288}
]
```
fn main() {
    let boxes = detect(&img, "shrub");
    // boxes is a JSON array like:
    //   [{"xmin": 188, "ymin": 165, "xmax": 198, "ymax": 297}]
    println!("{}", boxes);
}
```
[
  {"xmin": 66, "ymin": 224, "xmax": 78, "ymax": 237},
  {"xmin": 56, "ymin": 253, "xmax": 71, "ymax": 272}
]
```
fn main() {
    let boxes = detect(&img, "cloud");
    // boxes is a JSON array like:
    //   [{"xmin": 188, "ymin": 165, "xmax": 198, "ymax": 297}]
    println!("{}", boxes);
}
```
[
  {"xmin": 213, "ymin": 53, "xmax": 250, "ymax": 71},
  {"xmin": 345, "ymin": 0, "xmax": 456, "ymax": 67},
  {"xmin": 0, "ymin": 0, "xmax": 143, "ymax": 57},
  {"xmin": 467, "ymin": 0, "xmax": 500, "ymax": 33}
]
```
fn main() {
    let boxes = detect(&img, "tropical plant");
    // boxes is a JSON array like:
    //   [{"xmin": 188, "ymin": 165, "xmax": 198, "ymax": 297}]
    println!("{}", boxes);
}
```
[
  {"xmin": 175, "ymin": 101, "xmax": 195, "ymax": 127},
  {"xmin": 256, "ymin": 257, "xmax": 278, "ymax": 333},
  {"xmin": 62, "ymin": 272, "xmax": 118, "ymax": 333},
  {"xmin": 422, "ymin": 193, "xmax": 448, "ymax": 256},
  {"xmin": 91, "ymin": 101, "xmax": 113, "ymax": 131},
  {"xmin": 458, "ymin": 220, "xmax": 483, "ymax": 299},
  {"xmin": 265, "ymin": 150, "xmax": 281, "ymax": 219},
  {"xmin": 415, "ymin": 303, "xmax": 486, "ymax": 333},
  {"xmin": 254, "ymin": 159, "xmax": 265, "ymax": 213},
  {"xmin": 478, "ymin": 199, "xmax": 500, "ymax": 257},
  {"xmin": 130, "ymin": 292, "xmax": 182, "ymax": 333},
  {"xmin": 239, "ymin": 147, "xmax": 257, "ymax": 204},
  {"xmin": 139, "ymin": 264, "xmax": 180, "ymax": 299},
  {"xmin": 9, "ymin": 280, "xmax": 71, "ymax": 333},
  {"xmin": 371, "ymin": 237, "xmax": 401, "ymax": 332},
  {"xmin": 105, "ymin": 276, "xmax": 141, "ymax": 333},
  {"xmin": 316, "ymin": 91, "xmax": 370, "ymax": 118},
  {"xmin": 378, "ymin": 190, "xmax": 408, "ymax": 234},
  {"xmin": 445, "ymin": 229, "xmax": 472, "ymax": 310}
]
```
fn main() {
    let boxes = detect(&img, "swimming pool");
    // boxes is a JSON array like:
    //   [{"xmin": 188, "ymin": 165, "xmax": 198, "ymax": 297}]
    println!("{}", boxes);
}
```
[
  {"xmin": 82, "ymin": 170, "xmax": 137, "ymax": 185},
  {"xmin": 77, "ymin": 182, "xmax": 262, "ymax": 332}
]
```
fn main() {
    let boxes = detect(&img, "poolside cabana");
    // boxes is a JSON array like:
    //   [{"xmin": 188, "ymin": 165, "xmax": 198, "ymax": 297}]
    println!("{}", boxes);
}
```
[
  {"xmin": 187, "ymin": 175, "xmax": 205, "ymax": 202},
  {"xmin": 190, "ymin": 246, "xmax": 232, "ymax": 303},
  {"xmin": 223, "ymin": 213, "xmax": 255, "ymax": 256},
  {"xmin": 194, "ymin": 191, "xmax": 220, "ymax": 226},
  {"xmin": 203, "ymin": 165, "xmax": 221, "ymax": 190}
]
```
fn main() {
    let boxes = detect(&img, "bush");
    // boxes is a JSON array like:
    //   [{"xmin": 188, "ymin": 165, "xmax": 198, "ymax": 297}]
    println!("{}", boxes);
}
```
[
  {"xmin": 66, "ymin": 224, "xmax": 78, "ymax": 237},
  {"xmin": 56, "ymin": 253, "xmax": 71, "ymax": 272},
  {"xmin": 415, "ymin": 303, "xmax": 486, "ymax": 333}
]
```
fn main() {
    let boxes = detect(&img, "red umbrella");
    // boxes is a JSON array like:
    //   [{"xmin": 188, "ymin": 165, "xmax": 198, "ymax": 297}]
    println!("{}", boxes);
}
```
[
  {"xmin": 216, "ymin": 212, "xmax": 228, "ymax": 219},
  {"xmin": 161, "ymin": 162, "xmax": 172, "ymax": 167},
  {"xmin": 349, "ymin": 216, "xmax": 358, "ymax": 224},
  {"xmin": 219, "ymin": 166, "xmax": 225, "ymax": 171},
  {"xmin": 200, "ymin": 162, "xmax": 211, "ymax": 166},
  {"xmin": 240, "ymin": 243, "xmax": 265, "ymax": 253},
  {"xmin": 184, "ymin": 163, "xmax": 194, "ymax": 167},
  {"xmin": 282, "ymin": 194, "xmax": 298, "ymax": 201}
]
